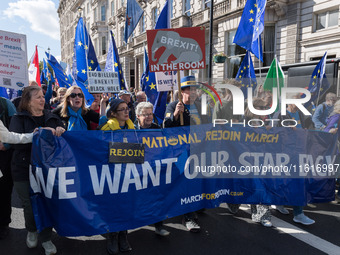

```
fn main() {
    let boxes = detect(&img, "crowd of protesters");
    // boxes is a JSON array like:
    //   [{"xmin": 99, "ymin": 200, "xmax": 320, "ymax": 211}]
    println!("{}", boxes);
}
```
[{"xmin": 0, "ymin": 74, "xmax": 339, "ymax": 255}]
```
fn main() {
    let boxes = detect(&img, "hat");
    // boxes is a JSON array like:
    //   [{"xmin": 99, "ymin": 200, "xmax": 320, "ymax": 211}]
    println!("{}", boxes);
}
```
[
  {"xmin": 180, "ymin": 76, "xmax": 199, "ymax": 89},
  {"xmin": 118, "ymin": 90, "xmax": 131, "ymax": 97},
  {"xmin": 106, "ymin": 99, "xmax": 126, "ymax": 118}
]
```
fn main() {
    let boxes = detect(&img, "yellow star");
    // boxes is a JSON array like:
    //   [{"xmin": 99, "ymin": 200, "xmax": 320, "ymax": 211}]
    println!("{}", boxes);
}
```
[
  {"xmin": 84, "ymin": 45, "xmax": 88, "ymax": 50},
  {"xmin": 254, "ymin": 3, "xmax": 257, "ymax": 8},
  {"xmin": 65, "ymin": 78, "xmax": 68, "ymax": 81},
  {"xmin": 119, "ymin": 70, "xmax": 122, "ymax": 74},
  {"xmin": 239, "ymin": 75, "xmax": 242, "ymax": 78},
  {"xmin": 91, "ymin": 60, "xmax": 94, "ymax": 64},
  {"xmin": 244, "ymin": 66, "xmax": 247, "ymax": 70},
  {"xmin": 313, "ymin": 75, "xmax": 317, "ymax": 79},
  {"xmin": 248, "ymin": 65, "xmax": 250, "ymax": 68},
  {"xmin": 318, "ymin": 70, "xmax": 320, "ymax": 73},
  {"xmin": 82, "ymin": 69, "xmax": 86, "ymax": 74},
  {"xmin": 146, "ymin": 76, "xmax": 149, "ymax": 82},
  {"xmin": 88, "ymin": 66, "xmax": 92, "ymax": 71},
  {"xmin": 250, "ymin": 9, "xmax": 254, "ymax": 14},
  {"xmin": 78, "ymin": 41, "xmax": 82, "ymax": 46},
  {"xmin": 242, "ymin": 84, "xmax": 245, "ymax": 87},
  {"xmin": 241, "ymin": 70, "xmax": 243, "ymax": 73},
  {"xmin": 149, "ymin": 83, "xmax": 156, "ymax": 90},
  {"xmin": 121, "ymin": 79, "xmax": 124, "ymax": 83},
  {"xmin": 320, "ymin": 88, "xmax": 324, "ymax": 91},
  {"xmin": 312, "ymin": 82, "xmax": 315, "ymax": 85},
  {"xmin": 114, "ymin": 62, "xmax": 118, "ymax": 67},
  {"xmin": 249, "ymin": 18, "xmax": 254, "ymax": 22}
]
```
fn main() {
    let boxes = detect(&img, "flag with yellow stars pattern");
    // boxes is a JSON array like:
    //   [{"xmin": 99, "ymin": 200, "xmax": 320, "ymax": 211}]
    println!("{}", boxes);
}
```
[
  {"xmin": 105, "ymin": 31, "xmax": 127, "ymax": 90},
  {"xmin": 305, "ymin": 51, "xmax": 330, "ymax": 107},
  {"xmin": 141, "ymin": 48, "xmax": 158, "ymax": 105},
  {"xmin": 233, "ymin": 0, "xmax": 266, "ymax": 61},
  {"xmin": 124, "ymin": 0, "xmax": 144, "ymax": 43},
  {"xmin": 40, "ymin": 58, "xmax": 55, "ymax": 84},
  {"xmin": 235, "ymin": 51, "xmax": 257, "ymax": 98},
  {"xmin": 45, "ymin": 52, "xmax": 71, "ymax": 88},
  {"xmin": 73, "ymin": 17, "xmax": 100, "ymax": 84}
]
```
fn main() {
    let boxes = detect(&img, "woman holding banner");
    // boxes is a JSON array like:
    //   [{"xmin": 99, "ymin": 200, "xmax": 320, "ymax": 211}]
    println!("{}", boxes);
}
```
[
  {"xmin": 9, "ymin": 85, "xmax": 65, "ymax": 255},
  {"xmin": 99, "ymin": 98, "xmax": 134, "ymax": 254}
]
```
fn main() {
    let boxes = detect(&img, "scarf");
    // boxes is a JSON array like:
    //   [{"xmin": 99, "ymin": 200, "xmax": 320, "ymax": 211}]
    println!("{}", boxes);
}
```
[
  {"xmin": 100, "ymin": 118, "xmax": 135, "ymax": 131},
  {"xmin": 67, "ymin": 106, "xmax": 88, "ymax": 131}
]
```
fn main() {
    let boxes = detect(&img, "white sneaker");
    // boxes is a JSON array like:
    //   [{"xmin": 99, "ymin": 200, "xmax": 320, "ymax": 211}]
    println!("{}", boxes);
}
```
[
  {"xmin": 293, "ymin": 213, "xmax": 315, "ymax": 225},
  {"xmin": 26, "ymin": 231, "xmax": 38, "ymax": 248},
  {"xmin": 155, "ymin": 227, "xmax": 170, "ymax": 236},
  {"xmin": 42, "ymin": 240, "xmax": 57, "ymax": 255},
  {"xmin": 272, "ymin": 205, "xmax": 290, "ymax": 215},
  {"xmin": 260, "ymin": 219, "xmax": 273, "ymax": 227},
  {"xmin": 183, "ymin": 218, "xmax": 200, "ymax": 232}
]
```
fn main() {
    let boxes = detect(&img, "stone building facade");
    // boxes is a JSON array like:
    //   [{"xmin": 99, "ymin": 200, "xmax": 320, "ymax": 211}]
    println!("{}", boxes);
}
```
[{"xmin": 58, "ymin": 0, "xmax": 340, "ymax": 89}]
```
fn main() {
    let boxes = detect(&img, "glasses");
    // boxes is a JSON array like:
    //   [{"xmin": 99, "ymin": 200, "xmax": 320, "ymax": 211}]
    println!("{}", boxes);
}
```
[
  {"xmin": 70, "ymin": 93, "xmax": 84, "ymax": 98},
  {"xmin": 140, "ymin": 113, "xmax": 153, "ymax": 117},
  {"xmin": 116, "ymin": 108, "xmax": 130, "ymax": 112}
]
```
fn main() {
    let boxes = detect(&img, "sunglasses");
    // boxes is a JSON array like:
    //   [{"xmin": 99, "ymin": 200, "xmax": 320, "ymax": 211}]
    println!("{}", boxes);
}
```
[{"xmin": 70, "ymin": 93, "xmax": 84, "ymax": 98}]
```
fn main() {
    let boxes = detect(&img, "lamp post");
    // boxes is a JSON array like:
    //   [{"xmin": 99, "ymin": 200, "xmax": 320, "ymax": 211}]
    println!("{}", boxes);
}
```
[{"xmin": 208, "ymin": 0, "xmax": 214, "ymax": 82}]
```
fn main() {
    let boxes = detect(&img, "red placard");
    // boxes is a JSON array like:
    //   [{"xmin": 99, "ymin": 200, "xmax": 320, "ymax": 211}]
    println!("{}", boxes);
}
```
[{"xmin": 146, "ymin": 27, "xmax": 206, "ymax": 72}]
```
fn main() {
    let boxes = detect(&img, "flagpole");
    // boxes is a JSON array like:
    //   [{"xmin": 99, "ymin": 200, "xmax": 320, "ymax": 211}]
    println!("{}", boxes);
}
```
[
  {"xmin": 274, "ymin": 55, "xmax": 280, "ymax": 106},
  {"xmin": 316, "ymin": 52, "xmax": 327, "ymax": 106}
]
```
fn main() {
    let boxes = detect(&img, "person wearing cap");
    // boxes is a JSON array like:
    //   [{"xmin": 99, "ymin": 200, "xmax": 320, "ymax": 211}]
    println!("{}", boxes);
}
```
[
  {"xmin": 163, "ymin": 76, "xmax": 210, "ymax": 128},
  {"xmin": 98, "ymin": 98, "xmax": 134, "ymax": 255},
  {"xmin": 163, "ymin": 76, "xmax": 210, "ymax": 233},
  {"xmin": 118, "ymin": 90, "xmax": 136, "ymax": 122}
]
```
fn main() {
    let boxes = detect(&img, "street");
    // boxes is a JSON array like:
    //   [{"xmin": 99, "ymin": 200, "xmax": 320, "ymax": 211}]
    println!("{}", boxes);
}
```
[{"xmin": 1, "ymin": 190, "xmax": 339, "ymax": 255}]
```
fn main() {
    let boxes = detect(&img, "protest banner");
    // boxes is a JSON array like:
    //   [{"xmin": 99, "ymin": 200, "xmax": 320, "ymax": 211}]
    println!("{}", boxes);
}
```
[
  {"xmin": 30, "ymin": 125, "xmax": 336, "ymax": 236},
  {"xmin": 88, "ymin": 71, "xmax": 120, "ymax": 93},
  {"xmin": 0, "ymin": 30, "xmax": 28, "ymax": 90},
  {"xmin": 147, "ymin": 27, "xmax": 206, "ymax": 72}
]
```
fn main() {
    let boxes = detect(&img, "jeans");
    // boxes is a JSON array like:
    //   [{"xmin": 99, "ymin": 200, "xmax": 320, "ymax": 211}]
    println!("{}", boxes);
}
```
[{"xmin": 293, "ymin": 206, "xmax": 303, "ymax": 216}]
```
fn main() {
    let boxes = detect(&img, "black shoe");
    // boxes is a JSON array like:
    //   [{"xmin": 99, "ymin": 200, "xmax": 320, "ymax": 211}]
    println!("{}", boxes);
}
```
[
  {"xmin": 0, "ymin": 226, "xmax": 9, "ymax": 240},
  {"xmin": 107, "ymin": 232, "xmax": 119, "ymax": 255},
  {"xmin": 118, "ymin": 231, "xmax": 132, "ymax": 252}
]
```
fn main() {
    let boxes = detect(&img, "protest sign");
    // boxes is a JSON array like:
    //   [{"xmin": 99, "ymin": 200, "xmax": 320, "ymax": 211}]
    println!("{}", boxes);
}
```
[
  {"xmin": 0, "ymin": 30, "xmax": 28, "ymax": 90},
  {"xmin": 155, "ymin": 70, "xmax": 184, "ymax": 92},
  {"xmin": 147, "ymin": 27, "xmax": 206, "ymax": 72},
  {"xmin": 88, "ymin": 71, "xmax": 120, "ymax": 93}
]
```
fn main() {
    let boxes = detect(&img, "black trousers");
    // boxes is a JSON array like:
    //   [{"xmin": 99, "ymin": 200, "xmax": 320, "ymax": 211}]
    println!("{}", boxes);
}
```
[{"xmin": 0, "ymin": 150, "xmax": 13, "ymax": 227}]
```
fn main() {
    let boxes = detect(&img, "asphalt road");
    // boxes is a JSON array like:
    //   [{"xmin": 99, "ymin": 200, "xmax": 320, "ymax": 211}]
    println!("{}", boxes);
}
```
[{"xmin": 1, "ymin": 190, "xmax": 339, "ymax": 255}]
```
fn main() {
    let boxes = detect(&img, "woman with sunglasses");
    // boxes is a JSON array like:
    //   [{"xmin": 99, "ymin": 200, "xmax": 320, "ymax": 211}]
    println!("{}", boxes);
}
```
[
  {"xmin": 99, "ymin": 98, "xmax": 134, "ymax": 255},
  {"xmin": 52, "ymin": 86, "xmax": 106, "ymax": 131}
]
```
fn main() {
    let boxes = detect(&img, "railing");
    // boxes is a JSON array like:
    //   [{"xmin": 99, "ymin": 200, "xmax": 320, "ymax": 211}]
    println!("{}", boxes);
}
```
[
  {"xmin": 108, "ymin": 16, "xmax": 116, "ymax": 26},
  {"xmin": 213, "ymin": 0, "xmax": 231, "ymax": 18},
  {"xmin": 134, "ymin": 33, "xmax": 147, "ymax": 45}
]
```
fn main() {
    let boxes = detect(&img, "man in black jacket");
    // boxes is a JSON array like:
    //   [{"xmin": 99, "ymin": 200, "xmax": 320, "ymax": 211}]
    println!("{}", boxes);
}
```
[{"xmin": 163, "ymin": 76, "xmax": 210, "ymax": 233}]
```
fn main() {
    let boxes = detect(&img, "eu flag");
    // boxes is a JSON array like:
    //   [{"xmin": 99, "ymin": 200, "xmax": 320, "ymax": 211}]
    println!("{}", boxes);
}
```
[
  {"xmin": 40, "ymin": 59, "xmax": 55, "ymax": 84},
  {"xmin": 124, "ymin": 0, "xmax": 144, "ymax": 43},
  {"xmin": 45, "ymin": 52, "xmax": 71, "ymax": 88},
  {"xmin": 74, "ymin": 17, "xmax": 100, "ymax": 83},
  {"xmin": 141, "ymin": 48, "xmax": 158, "ymax": 105},
  {"xmin": 306, "ymin": 52, "xmax": 330, "ymax": 107},
  {"xmin": 235, "ymin": 51, "xmax": 257, "ymax": 98},
  {"xmin": 233, "ymin": 0, "xmax": 266, "ymax": 61},
  {"xmin": 105, "ymin": 31, "xmax": 127, "ymax": 90}
]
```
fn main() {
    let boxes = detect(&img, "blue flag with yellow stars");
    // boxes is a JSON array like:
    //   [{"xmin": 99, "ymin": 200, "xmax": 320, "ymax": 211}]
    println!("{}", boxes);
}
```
[
  {"xmin": 40, "ymin": 58, "xmax": 55, "ymax": 84},
  {"xmin": 141, "ymin": 48, "xmax": 158, "ymax": 105},
  {"xmin": 73, "ymin": 17, "xmax": 100, "ymax": 83},
  {"xmin": 124, "ymin": 0, "xmax": 144, "ymax": 43},
  {"xmin": 233, "ymin": 0, "xmax": 266, "ymax": 61},
  {"xmin": 235, "ymin": 51, "xmax": 257, "ymax": 98},
  {"xmin": 305, "ymin": 51, "xmax": 330, "ymax": 107},
  {"xmin": 105, "ymin": 31, "xmax": 127, "ymax": 90},
  {"xmin": 45, "ymin": 52, "xmax": 71, "ymax": 88}
]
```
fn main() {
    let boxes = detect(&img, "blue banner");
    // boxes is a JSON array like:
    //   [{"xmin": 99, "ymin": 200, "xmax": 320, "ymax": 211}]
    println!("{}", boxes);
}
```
[{"xmin": 30, "ymin": 125, "xmax": 337, "ymax": 236}]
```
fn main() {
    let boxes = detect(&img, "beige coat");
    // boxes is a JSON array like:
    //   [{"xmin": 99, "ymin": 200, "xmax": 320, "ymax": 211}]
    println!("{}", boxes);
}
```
[{"xmin": 0, "ymin": 120, "xmax": 33, "ymax": 144}]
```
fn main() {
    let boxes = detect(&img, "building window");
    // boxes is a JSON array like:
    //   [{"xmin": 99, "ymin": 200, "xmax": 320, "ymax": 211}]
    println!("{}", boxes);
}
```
[
  {"xmin": 204, "ymin": 0, "xmax": 211, "ymax": 9},
  {"xmin": 121, "ymin": 27, "xmax": 125, "ymax": 45},
  {"xmin": 225, "ymin": 30, "xmax": 246, "ymax": 78},
  {"xmin": 184, "ymin": 0, "xmax": 191, "ymax": 16},
  {"xmin": 152, "ymin": 7, "xmax": 158, "ymax": 27},
  {"xmin": 316, "ymin": 9, "xmax": 339, "ymax": 30},
  {"xmin": 94, "ymin": 7, "xmax": 97, "ymax": 21},
  {"xmin": 102, "ymin": 36, "xmax": 106, "ymax": 55},
  {"xmin": 263, "ymin": 25, "xmax": 275, "ymax": 67},
  {"xmin": 111, "ymin": 1, "xmax": 114, "ymax": 16},
  {"xmin": 140, "ymin": 15, "xmax": 145, "ymax": 33},
  {"xmin": 101, "ymin": 5, "xmax": 106, "ymax": 21}
]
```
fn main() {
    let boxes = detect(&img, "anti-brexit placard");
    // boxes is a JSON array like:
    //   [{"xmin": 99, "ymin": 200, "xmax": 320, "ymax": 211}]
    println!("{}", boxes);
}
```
[{"xmin": 30, "ymin": 125, "xmax": 337, "ymax": 236}]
